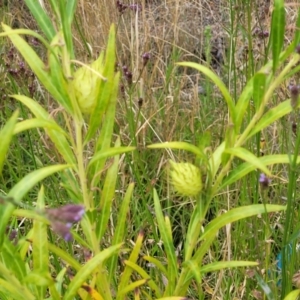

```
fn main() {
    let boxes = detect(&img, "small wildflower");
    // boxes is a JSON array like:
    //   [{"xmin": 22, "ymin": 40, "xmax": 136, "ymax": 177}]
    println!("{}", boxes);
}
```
[
  {"xmin": 46, "ymin": 204, "xmax": 85, "ymax": 241},
  {"xmin": 51, "ymin": 221, "xmax": 73, "ymax": 242},
  {"xmin": 142, "ymin": 52, "xmax": 151, "ymax": 66},
  {"xmin": 169, "ymin": 160, "xmax": 202, "ymax": 196},
  {"xmin": 46, "ymin": 204, "xmax": 85, "ymax": 223},
  {"xmin": 116, "ymin": 1, "xmax": 128, "ymax": 14},
  {"xmin": 259, "ymin": 173, "xmax": 271, "ymax": 189}
]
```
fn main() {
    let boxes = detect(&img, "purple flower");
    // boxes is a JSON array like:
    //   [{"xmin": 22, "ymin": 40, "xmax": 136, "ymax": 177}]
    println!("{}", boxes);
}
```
[
  {"xmin": 46, "ymin": 204, "xmax": 85, "ymax": 241},
  {"xmin": 46, "ymin": 204, "xmax": 85, "ymax": 223},
  {"xmin": 259, "ymin": 173, "xmax": 271, "ymax": 189},
  {"xmin": 51, "ymin": 221, "xmax": 73, "ymax": 242}
]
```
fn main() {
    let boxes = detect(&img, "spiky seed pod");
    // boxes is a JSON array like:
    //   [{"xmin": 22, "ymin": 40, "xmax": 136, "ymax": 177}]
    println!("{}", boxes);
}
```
[
  {"xmin": 169, "ymin": 160, "xmax": 202, "ymax": 196},
  {"xmin": 72, "ymin": 53, "xmax": 105, "ymax": 114}
]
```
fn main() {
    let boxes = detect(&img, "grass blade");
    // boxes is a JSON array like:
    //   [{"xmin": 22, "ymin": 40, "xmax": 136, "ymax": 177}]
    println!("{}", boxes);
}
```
[
  {"xmin": 270, "ymin": 0, "xmax": 285, "ymax": 73},
  {"xmin": 0, "ymin": 111, "xmax": 18, "ymax": 174},
  {"xmin": 24, "ymin": 0, "xmax": 55, "ymax": 40},
  {"xmin": 153, "ymin": 189, "xmax": 178, "ymax": 295},
  {"xmin": 64, "ymin": 244, "xmax": 122, "ymax": 300}
]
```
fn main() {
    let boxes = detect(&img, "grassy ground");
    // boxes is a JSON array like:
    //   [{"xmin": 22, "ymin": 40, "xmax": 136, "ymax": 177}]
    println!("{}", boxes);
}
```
[{"xmin": 1, "ymin": 0, "xmax": 300, "ymax": 299}]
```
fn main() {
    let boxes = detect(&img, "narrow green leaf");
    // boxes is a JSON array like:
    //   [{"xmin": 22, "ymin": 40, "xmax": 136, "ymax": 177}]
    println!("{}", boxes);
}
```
[
  {"xmin": 0, "ymin": 262, "xmax": 35, "ymax": 300},
  {"xmin": 270, "ymin": 0, "xmax": 285, "ymax": 73},
  {"xmin": 209, "ymin": 141, "xmax": 225, "ymax": 179},
  {"xmin": 0, "ymin": 110, "xmax": 18, "ymax": 174},
  {"xmin": 199, "ymin": 204, "xmax": 286, "ymax": 242},
  {"xmin": 123, "ymin": 260, "xmax": 162, "ymax": 298},
  {"xmin": 86, "ymin": 24, "xmax": 117, "ymax": 143},
  {"xmin": 255, "ymin": 272, "xmax": 276, "ymax": 300},
  {"xmin": 253, "ymin": 72, "xmax": 267, "ymax": 110},
  {"xmin": 32, "ymin": 186, "xmax": 49, "ymax": 298},
  {"xmin": 248, "ymin": 99, "xmax": 294, "ymax": 139},
  {"xmin": 185, "ymin": 204, "xmax": 286, "ymax": 287},
  {"xmin": 222, "ymin": 124, "xmax": 235, "ymax": 166},
  {"xmin": 0, "ymin": 278, "xmax": 34, "ymax": 300},
  {"xmin": 147, "ymin": 142, "xmax": 204, "ymax": 157},
  {"xmin": 66, "ymin": 0, "xmax": 78, "ymax": 25},
  {"xmin": 156, "ymin": 297, "xmax": 188, "ymax": 300},
  {"xmin": 284, "ymin": 289, "xmax": 300, "ymax": 300},
  {"xmin": 143, "ymin": 256, "xmax": 168, "ymax": 276},
  {"xmin": 24, "ymin": 0, "xmax": 55, "ymax": 40},
  {"xmin": 23, "ymin": 271, "xmax": 54, "ymax": 287},
  {"xmin": 117, "ymin": 232, "xmax": 144, "ymax": 300},
  {"xmin": 58, "ymin": 0, "xmax": 75, "ymax": 58},
  {"xmin": 200, "ymin": 261, "xmax": 258, "ymax": 274},
  {"xmin": 118, "ymin": 279, "xmax": 149, "ymax": 297},
  {"xmin": 1, "ymin": 239, "xmax": 27, "ymax": 280},
  {"xmin": 1, "ymin": 24, "xmax": 68, "ymax": 111},
  {"xmin": 11, "ymin": 94, "xmax": 50, "ymax": 119},
  {"xmin": 88, "ymin": 146, "xmax": 136, "ymax": 170},
  {"xmin": 14, "ymin": 118, "xmax": 66, "ymax": 135},
  {"xmin": 96, "ymin": 149, "xmax": 120, "ymax": 241},
  {"xmin": 47, "ymin": 32, "xmax": 73, "ymax": 112},
  {"xmin": 153, "ymin": 189, "xmax": 178, "ymax": 295},
  {"xmin": 87, "ymin": 73, "xmax": 120, "ymax": 183},
  {"xmin": 12, "ymin": 95, "xmax": 76, "ymax": 166},
  {"xmin": 235, "ymin": 78, "xmax": 253, "ymax": 133},
  {"xmin": 8, "ymin": 165, "xmax": 69, "ymax": 202},
  {"xmin": 177, "ymin": 62, "xmax": 236, "ymax": 123},
  {"xmin": 0, "ymin": 165, "xmax": 69, "ymax": 248},
  {"xmin": 224, "ymin": 147, "xmax": 271, "ymax": 176},
  {"xmin": 221, "ymin": 154, "xmax": 300, "ymax": 189},
  {"xmin": 48, "ymin": 243, "xmax": 81, "ymax": 271},
  {"xmin": 294, "ymin": 6, "xmax": 300, "ymax": 46},
  {"xmin": 108, "ymin": 183, "xmax": 134, "ymax": 281},
  {"xmin": 64, "ymin": 244, "xmax": 122, "ymax": 300},
  {"xmin": 182, "ymin": 260, "xmax": 201, "ymax": 284}
]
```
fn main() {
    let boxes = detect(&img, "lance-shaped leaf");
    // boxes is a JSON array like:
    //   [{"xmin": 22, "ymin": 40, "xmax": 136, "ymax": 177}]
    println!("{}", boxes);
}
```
[{"xmin": 0, "ymin": 111, "xmax": 18, "ymax": 174}]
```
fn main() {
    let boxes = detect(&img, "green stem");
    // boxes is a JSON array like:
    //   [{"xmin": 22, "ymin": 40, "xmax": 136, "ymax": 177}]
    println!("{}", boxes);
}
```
[{"xmin": 74, "ymin": 120, "xmax": 90, "ymax": 209}]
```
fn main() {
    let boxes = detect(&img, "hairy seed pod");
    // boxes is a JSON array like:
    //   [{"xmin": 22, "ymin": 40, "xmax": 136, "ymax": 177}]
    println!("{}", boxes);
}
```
[
  {"xmin": 169, "ymin": 160, "xmax": 202, "ymax": 196},
  {"xmin": 72, "ymin": 53, "xmax": 105, "ymax": 114}
]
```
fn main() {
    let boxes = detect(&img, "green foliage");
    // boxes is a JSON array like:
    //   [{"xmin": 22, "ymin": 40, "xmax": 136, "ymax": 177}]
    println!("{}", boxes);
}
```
[{"xmin": 0, "ymin": 0, "xmax": 300, "ymax": 299}]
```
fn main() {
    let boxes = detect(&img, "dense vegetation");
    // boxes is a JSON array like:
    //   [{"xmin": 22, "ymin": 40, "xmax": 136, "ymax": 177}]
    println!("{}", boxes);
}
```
[{"xmin": 0, "ymin": 0, "xmax": 300, "ymax": 299}]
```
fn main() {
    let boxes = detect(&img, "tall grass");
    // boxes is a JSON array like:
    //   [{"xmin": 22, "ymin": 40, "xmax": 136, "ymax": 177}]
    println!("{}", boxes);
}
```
[{"xmin": 0, "ymin": 0, "xmax": 300, "ymax": 299}]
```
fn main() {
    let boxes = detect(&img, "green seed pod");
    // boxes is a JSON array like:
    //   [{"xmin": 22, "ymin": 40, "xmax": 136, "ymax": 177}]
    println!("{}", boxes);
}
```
[
  {"xmin": 72, "ymin": 53, "xmax": 105, "ymax": 114},
  {"xmin": 169, "ymin": 160, "xmax": 202, "ymax": 196}
]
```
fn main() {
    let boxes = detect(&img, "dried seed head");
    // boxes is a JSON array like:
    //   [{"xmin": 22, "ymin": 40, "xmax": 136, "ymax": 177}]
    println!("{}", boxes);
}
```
[
  {"xmin": 125, "ymin": 71, "xmax": 133, "ymax": 85},
  {"xmin": 169, "ymin": 160, "xmax": 202, "ymax": 196},
  {"xmin": 142, "ymin": 52, "xmax": 151, "ymax": 66},
  {"xmin": 289, "ymin": 84, "xmax": 299, "ymax": 109},
  {"xmin": 138, "ymin": 97, "xmax": 143, "ymax": 107}
]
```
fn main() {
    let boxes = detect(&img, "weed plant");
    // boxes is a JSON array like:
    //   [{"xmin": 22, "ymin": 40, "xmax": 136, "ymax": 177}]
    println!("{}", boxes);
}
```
[{"xmin": 0, "ymin": 0, "xmax": 300, "ymax": 299}]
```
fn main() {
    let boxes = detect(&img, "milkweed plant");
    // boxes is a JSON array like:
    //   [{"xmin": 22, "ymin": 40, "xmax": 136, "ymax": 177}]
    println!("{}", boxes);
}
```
[{"xmin": 0, "ymin": 0, "xmax": 299, "ymax": 299}]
